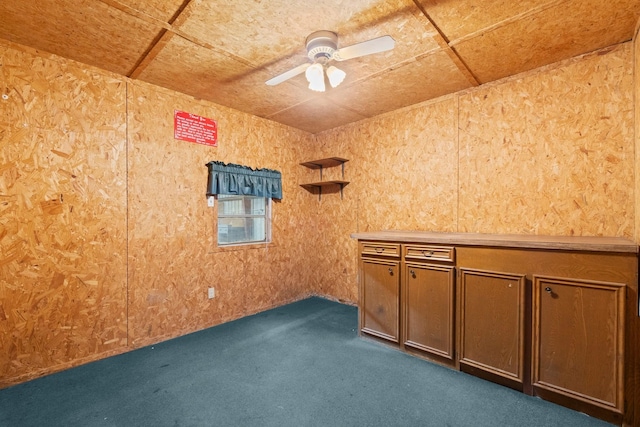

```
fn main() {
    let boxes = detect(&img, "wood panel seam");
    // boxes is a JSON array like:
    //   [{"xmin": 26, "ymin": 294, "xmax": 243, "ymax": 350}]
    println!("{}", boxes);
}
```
[
  {"xmin": 410, "ymin": 0, "xmax": 480, "ymax": 86},
  {"xmin": 446, "ymin": 0, "xmax": 567, "ymax": 47},
  {"xmin": 125, "ymin": 80, "xmax": 130, "ymax": 348},
  {"xmin": 128, "ymin": 29, "xmax": 172, "ymax": 78}
]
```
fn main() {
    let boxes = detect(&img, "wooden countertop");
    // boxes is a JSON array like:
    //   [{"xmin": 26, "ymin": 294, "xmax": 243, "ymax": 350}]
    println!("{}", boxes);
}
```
[{"xmin": 350, "ymin": 230, "xmax": 638, "ymax": 253}]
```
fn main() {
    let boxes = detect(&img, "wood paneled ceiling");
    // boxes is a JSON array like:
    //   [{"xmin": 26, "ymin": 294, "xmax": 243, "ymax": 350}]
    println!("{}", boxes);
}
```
[{"xmin": 1, "ymin": 0, "xmax": 639, "ymax": 134}]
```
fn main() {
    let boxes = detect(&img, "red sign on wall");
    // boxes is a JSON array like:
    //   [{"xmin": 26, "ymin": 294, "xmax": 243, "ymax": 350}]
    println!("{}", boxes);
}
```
[{"xmin": 174, "ymin": 110, "xmax": 218, "ymax": 146}]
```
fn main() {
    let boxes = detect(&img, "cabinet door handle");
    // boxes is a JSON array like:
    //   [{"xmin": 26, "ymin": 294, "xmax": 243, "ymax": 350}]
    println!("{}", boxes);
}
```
[
  {"xmin": 545, "ymin": 286, "xmax": 552, "ymax": 293},
  {"xmin": 388, "ymin": 268, "xmax": 393, "ymax": 275},
  {"xmin": 409, "ymin": 269, "xmax": 416, "ymax": 277}
]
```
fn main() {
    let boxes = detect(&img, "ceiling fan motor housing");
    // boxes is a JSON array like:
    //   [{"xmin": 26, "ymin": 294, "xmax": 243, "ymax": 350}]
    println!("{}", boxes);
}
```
[
  {"xmin": 265, "ymin": 30, "xmax": 394, "ymax": 87},
  {"xmin": 306, "ymin": 30, "xmax": 338, "ymax": 63}
]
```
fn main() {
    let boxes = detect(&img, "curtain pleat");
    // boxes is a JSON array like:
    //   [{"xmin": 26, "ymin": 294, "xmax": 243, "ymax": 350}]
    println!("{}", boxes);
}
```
[{"xmin": 206, "ymin": 161, "xmax": 282, "ymax": 199}]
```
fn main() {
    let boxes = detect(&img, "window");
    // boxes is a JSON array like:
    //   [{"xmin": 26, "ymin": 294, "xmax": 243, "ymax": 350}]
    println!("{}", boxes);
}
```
[
  {"xmin": 205, "ymin": 160, "xmax": 280, "ymax": 247},
  {"xmin": 217, "ymin": 194, "xmax": 271, "ymax": 246}
]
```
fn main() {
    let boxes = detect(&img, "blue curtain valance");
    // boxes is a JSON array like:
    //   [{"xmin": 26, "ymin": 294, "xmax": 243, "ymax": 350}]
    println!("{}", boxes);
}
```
[{"xmin": 206, "ymin": 161, "xmax": 282, "ymax": 199}]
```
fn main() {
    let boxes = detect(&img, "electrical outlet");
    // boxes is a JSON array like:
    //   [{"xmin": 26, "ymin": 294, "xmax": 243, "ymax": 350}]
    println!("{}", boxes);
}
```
[
  {"xmin": 207, "ymin": 287, "xmax": 215, "ymax": 299},
  {"xmin": 207, "ymin": 196, "xmax": 215, "ymax": 207}
]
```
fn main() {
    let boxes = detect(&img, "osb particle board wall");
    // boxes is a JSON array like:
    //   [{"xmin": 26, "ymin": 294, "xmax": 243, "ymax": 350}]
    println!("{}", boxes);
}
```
[
  {"xmin": 126, "ymin": 80, "xmax": 315, "ymax": 348},
  {"xmin": 0, "ymin": 40, "xmax": 316, "ymax": 387},
  {"xmin": 310, "ymin": 42, "xmax": 635, "ymax": 303},
  {"xmin": 458, "ymin": 44, "xmax": 633, "ymax": 236},
  {"xmin": 0, "ymin": 43, "xmax": 128, "ymax": 385}
]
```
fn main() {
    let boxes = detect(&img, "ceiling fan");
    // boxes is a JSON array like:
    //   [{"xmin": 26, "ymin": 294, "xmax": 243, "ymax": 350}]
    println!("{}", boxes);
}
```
[{"xmin": 265, "ymin": 30, "xmax": 395, "ymax": 92}]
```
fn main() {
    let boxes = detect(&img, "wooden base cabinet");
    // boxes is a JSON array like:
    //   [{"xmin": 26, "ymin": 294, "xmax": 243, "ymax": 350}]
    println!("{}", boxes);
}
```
[
  {"xmin": 359, "ymin": 243, "xmax": 401, "ymax": 344},
  {"xmin": 532, "ymin": 275, "xmax": 626, "ymax": 415},
  {"xmin": 359, "ymin": 241, "xmax": 456, "ymax": 363},
  {"xmin": 403, "ymin": 262, "xmax": 455, "ymax": 361},
  {"xmin": 459, "ymin": 268, "xmax": 526, "ymax": 389},
  {"xmin": 353, "ymin": 231, "xmax": 638, "ymax": 426}
]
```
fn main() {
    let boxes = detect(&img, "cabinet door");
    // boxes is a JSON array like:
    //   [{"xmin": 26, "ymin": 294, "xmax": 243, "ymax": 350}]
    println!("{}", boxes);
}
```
[
  {"xmin": 360, "ymin": 257, "xmax": 400, "ymax": 343},
  {"xmin": 532, "ymin": 276, "xmax": 625, "ymax": 414},
  {"xmin": 403, "ymin": 263, "xmax": 455, "ymax": 360},
  {"xmin": 459, "ymin": 268, "xmax": 526, "ymax": 386}
]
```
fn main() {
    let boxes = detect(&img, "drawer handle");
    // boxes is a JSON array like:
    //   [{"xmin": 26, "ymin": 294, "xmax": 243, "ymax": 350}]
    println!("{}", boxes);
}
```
[
  {"xmin": 545, "ymin": 287, "xmax": 552, "ymax": 294},
  {"xmin": 422, "ymin": 250, "xmax": 434, "ymax": 256},
  {"xmin": 375, "ymin": 248, "xmax": 384, "ymax": 253}
]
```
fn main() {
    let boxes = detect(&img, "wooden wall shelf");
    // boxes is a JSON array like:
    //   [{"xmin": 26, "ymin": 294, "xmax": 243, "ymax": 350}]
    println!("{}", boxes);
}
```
[
  {"xmin": 300, "ymin": 157, "xmax": 349, "ymax": 200},
  {"xmin": 300, "ymin": 180, "xmax": 350, "ymax": 190},
  {"xmin": 299, "ymin": 157, "xmax": 348, "ymax": 169}
]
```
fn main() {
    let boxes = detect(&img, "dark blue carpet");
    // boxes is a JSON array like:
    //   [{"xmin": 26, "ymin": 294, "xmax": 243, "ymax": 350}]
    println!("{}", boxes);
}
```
[{"xmin": 0, "ymin": 297, "xmax": 611, "ymax": 426}]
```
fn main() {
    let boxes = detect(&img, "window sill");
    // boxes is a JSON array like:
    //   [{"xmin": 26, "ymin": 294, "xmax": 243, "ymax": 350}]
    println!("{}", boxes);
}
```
[{"xmin": 209, "ymin": 241, "xmax": 276, "ymax": 253}]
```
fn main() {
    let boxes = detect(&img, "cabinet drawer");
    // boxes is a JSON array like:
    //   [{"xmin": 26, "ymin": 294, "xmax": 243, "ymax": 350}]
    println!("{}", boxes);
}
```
[
  {"xmin": 360, "ymin": 242, "xmax": 401, "ymax": 258},
  {"xmin": 404, "ymin": 245, "xmax": 454, "ymax": 262}
]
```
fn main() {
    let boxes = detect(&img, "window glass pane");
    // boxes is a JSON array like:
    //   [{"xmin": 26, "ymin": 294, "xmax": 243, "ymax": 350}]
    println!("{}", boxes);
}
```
[
  {"xmin": 217, "ymin": 195, "xmax": 269, "ymax": 246},
  {"xmin": 249, "ymin": 198, "xmax": 266, "ymax": 215},
  {"xmin": 218, "ymin": 217, "xmax": 266, "ymax": 244},
  {"xmin": 218, "ymin": 196, "xmax": 265, "ymax": 216}
]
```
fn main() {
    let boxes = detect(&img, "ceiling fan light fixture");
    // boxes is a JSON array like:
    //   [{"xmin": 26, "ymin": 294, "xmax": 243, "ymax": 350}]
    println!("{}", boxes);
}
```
[
  {"xmin": 305, "ymin": 63, "xmax": 326, "ymax": 92},
  {"xmin": 308, "ymin": 79, "xmax": 326, "ymax": 92},
  {"xmin": 326, "ymin": 66, "xmax": 346, "ymax": 88},
  {"xmin": 265, "ymin": 31, "xmax": 394, "ymax": 90}
]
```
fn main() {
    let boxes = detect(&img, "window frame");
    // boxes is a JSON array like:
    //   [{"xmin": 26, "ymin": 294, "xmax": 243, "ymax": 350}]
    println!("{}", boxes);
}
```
[{"xmin": 216, "ymin": 194, "xmax": 272, "ymax": 247}]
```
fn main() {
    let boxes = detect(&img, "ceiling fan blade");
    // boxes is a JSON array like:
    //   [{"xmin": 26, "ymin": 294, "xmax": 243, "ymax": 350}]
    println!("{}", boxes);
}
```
[
  {"xmin": 333, "ymin": 35, "xmax": 395, "ymax": 61},
  {"xmin": 266, "ymin": 63, "xmax": 310, "ymax": 86}
]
